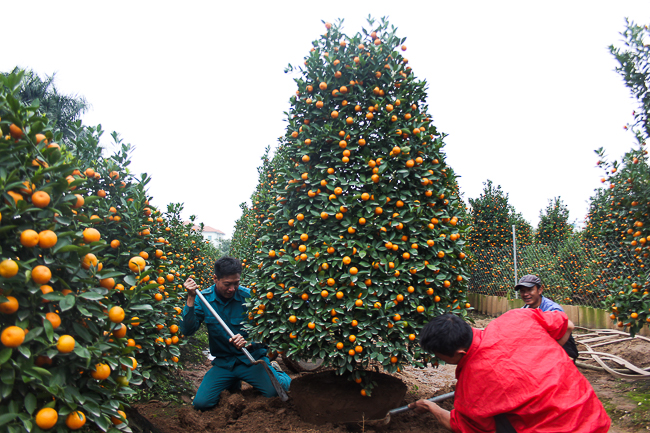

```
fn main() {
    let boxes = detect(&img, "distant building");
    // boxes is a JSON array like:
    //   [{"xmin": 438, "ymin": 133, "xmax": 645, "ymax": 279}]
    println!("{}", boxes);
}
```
[
  {"xmin": 202, "ymin": 225, "xmax": 226, "ymax": 246},
  {"xmin": 184, "ymin": 222, "xmax": 226, "ymax": 247}
]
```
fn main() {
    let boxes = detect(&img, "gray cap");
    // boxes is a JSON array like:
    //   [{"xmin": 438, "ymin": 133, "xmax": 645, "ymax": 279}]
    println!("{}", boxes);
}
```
[{"xmin": 515, "ymin": 274, "xmax": 542, "ymax": 290}]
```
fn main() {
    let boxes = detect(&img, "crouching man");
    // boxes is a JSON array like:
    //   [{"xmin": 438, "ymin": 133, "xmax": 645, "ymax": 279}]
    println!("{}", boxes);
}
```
[
  {"xmin": 516, "ymin": 274, "xmax": 579, "ymax": 361},
  {"xmin": 409, "ymin": 311, "xmax": 610, "ymax": 432},
  {"xmin": 180, "ymin": 257, "xmax": 291, "ymax": 410}
]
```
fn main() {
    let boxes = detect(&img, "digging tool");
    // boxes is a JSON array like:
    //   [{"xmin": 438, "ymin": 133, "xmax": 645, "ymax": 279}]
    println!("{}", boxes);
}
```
[
  {"xmin": 369, "ymin": 391, "xmax": 455, "ymax": 426},
  {"xmin": 195, "ymin": 290, "xmax": 289, "ymax": 402}
]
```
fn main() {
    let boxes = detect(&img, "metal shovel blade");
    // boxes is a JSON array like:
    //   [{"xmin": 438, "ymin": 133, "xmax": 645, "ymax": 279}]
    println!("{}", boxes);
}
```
[
  {"xmin": 195, "ymin": 290, "xmax": 289, "ymax": 401},
  {"xmin": 369, "ymin": 391, "xmax": 455, "ymax": 427}
]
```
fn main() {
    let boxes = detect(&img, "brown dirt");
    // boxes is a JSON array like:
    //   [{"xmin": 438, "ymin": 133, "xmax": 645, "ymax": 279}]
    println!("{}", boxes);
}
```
[
  {"xmin": 131, "ymin": 359, "xmax": 456, "ymax": 433},
  {"xmin": 291, "ymin": 370, "xmax": 407, "ymax": 425},
  {"xmin": 129, "ymin": 315, "xmax": 650, "ymax": 433}
]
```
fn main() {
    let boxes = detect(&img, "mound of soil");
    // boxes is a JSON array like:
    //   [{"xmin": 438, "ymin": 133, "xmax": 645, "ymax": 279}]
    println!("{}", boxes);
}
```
[
  {"xmin": 130, "ymin": 361, "xmax": 457, "ymax": 433},
  {"xmin": 290, "ymin": 370, "xmax": 407, "ymax": 425}
]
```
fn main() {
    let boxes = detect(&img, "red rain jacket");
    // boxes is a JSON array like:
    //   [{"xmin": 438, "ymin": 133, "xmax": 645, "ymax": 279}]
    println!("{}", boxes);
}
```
[{"xmin": 450, "ymin": 309, "xmax": 610, "ymax": 433}]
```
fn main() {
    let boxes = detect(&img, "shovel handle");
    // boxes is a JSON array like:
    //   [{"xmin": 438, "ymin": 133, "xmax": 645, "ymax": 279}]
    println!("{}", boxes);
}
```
[
  {"xmin": 389, "ymin": 391, "xmax": 455, "ymax": 416},
  {"xmin": 195, "ymin": 290, "xmax": 257, "ymax": 364}
]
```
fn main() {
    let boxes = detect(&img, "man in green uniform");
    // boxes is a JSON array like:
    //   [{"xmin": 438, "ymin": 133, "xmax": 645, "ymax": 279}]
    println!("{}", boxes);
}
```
[{"xmin": 180, "ymin": 257, "xmax": 291, "ymax": 410}]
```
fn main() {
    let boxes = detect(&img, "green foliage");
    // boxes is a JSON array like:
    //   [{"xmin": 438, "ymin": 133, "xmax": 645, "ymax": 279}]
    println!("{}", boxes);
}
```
[
  {"xmin": 467, "ymin": 180, "xmax": 534, "ymax": 296},
  {"xmin": 583, "ymin": 188, "xmax": 611, "ymax": 240},
  {"xmin": 468, "ymin": 180, "xmax": 512, "ymax": 250},
  {"xmin": 535, "ymin": 197, "xmax": 573, "ymax": 244},
  {"xmin": 243, "ymin": 17, "xmax": 471, "ymax": 395},
  {"xmin": 0, "ymin": 69, "xmax": 218, "ymax": 431},
  {"xmin": 582, "ymin": 18, "xmax": 650, "ymax": 336},
  {"xmin": 468, "ymin": 180, "xmax": 532, "ymax": 251},
  {"xmin": 510, "ymin": 210, "xmax": 533, "ymax": 247},
  {"xmin": 1, "ymin": 68, "xmax": 89, "ymax": 145}
]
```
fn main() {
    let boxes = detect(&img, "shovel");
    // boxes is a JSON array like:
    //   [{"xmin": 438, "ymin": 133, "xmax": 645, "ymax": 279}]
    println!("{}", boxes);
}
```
[
  {"xmin": 368, "ymin": 391, "xmax": 455, "ymax": 427},
  {"xmin": 195, "ymin": 290, "xmax": 289, "ymax": 402}
]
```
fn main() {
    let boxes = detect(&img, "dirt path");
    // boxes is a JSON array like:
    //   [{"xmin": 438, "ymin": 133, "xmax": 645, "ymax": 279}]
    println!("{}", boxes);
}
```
[{"xmin": 128, "ymin": 316, "xmax": 650, "ymax": 432}]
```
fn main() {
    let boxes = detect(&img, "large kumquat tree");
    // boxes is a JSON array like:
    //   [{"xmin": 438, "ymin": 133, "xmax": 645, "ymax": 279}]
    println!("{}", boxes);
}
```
[
  {"xmin": 587, "ymin": 19, "xmax": 650, "ymax": 336},
  {"xmin": 244, "ymin": 17, "xmax": 471, "ymax": 396},
  {"xmin": 0, "ymin": 70, "xmax": 218, "ymax": 432}
]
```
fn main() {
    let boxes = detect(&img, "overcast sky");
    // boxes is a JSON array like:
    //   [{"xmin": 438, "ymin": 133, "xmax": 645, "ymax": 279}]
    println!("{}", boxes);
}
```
[{"xmin": 3, "ymin": 1, "xmax": 649, "ymax": 236}]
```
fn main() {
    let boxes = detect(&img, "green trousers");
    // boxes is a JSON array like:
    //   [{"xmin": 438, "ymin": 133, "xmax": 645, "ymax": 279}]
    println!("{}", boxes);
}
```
[{"xmin": 193, "ymin": 357, "xmax": 291, "ymax": 410}]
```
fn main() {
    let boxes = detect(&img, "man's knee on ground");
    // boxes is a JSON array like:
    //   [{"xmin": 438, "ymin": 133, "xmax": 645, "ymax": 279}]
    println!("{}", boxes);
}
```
[
  {"xmin": 193, "ymin": 394, "xmax": 219, "ymax": 411},
  {"xmin": 259, "ymin": 387, "xmax": 279, "ymax": 398}
]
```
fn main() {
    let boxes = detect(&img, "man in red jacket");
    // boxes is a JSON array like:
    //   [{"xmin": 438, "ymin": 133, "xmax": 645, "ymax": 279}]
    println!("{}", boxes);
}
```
[{"xmin": 410, "ymin": 310, "xmax": 610, "ymax": 432}]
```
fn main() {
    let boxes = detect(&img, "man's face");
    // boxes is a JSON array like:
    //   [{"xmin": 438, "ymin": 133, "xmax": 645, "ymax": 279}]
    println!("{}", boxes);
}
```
[
  {"xmin": 519, "ymin": 285, "xmax": 543, "ymax": 308},
  {"xmin": 214, "ymin": 274, "xmax": 241, "ymax": 299}
]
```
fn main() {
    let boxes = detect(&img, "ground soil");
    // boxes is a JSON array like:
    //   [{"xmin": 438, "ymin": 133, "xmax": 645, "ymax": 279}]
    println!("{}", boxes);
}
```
[
  {"xmin": 290, "ymin": 370, "xmax": 407, "ymax": 425},
  {"xmin": 129, "ymin": 314, "xmax": 650, "ymax": 433}
]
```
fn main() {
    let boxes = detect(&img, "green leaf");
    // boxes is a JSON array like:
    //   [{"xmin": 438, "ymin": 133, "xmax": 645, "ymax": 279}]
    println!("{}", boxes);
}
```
[
  {"xmin": 0, "ymin": 414, "xmax": 19, "ymax": 427},
  {"xmin": 23, "ymin": 328, "xmax": 43, "ymax": 344},
  {"xmin": 73, "ymin": 345, "xmax": 91, "ymax": 359},
  {"xmin": 73, "ymin": 322, "xmax": 93, "ymax": 343},
  {"xmin": 60, "ymin": 294, "xmax": 76, "ymax": 311},
  {"xmin": 0, "ymin": 348, "xmax": 12, "ymax": 365},
  {"xmin": 42, "ymin": 292, "xmax": 64, "ymax": 302},
  {"xmin": 19, "ymin": 418, "xmax": 32, "ymax": 432},
  {"xmin": 24, "ymin": 394, "xmax": 36, "ymax": 415},
  {"xmin": 77, "ymin": 305, "xmax": 92, "ymax": 317},
  {"xmin": 51, "ymin": 237, "xmax": 72, "ymax": 254},
  {"xmin": 78, "ymin": 292, "xmax": 104, "ymax": 300},
  {"xmin": 83, "ymin": 400, "xmax": 101, "ymax": 417},
  {"xmin": 17, "ymin": 345, "xmax": 30, "ymax": 359},
  {"xmin": 55, "ymin": 245, "xmax": 85, "ymax": 253},
  {"xmin": 27, "ymin": 366, "xmax": 52, "ymax": 377},
  {"xmin": 43, "ymin": 320, "xmax": 54, "ymax": 342},
  {"xmin": 0, "ymin": 225, "xmax": 18, "ymax": 234},
  {"xmin": 1, "ymin": 368, "xmax": 15, "ymax": 385},
  {"xmin": 0, "ymin": 384, "xmax": 11, "ymax": 399},
  {"xmin": 96, "ymin": 270, "xmax": 125, "ymax": 279}
]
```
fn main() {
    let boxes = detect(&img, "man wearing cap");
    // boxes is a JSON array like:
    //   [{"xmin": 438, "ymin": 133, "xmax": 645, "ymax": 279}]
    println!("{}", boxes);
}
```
[
  {"xmin": 516, "ymin": 274, "xmax": 579, "ymax": 360},
  {"xmin": 409, "ymin": 312, "xmax": 610, "ymax": 432}
]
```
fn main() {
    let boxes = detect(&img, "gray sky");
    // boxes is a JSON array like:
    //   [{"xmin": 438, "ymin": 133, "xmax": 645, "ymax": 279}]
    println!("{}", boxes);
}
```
[{"xmin": 3, "ymin": 1, "xmax": 649, "ymax": 236}]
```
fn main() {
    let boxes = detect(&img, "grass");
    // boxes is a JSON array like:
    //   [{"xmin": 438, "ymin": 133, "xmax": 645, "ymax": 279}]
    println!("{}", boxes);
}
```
[
  {"xmin": 627, "ymin": 385, "xmax": 650, "ymax": 426},
  {"xmin": 599, "ymin": 378, "xmax": 650, "ymax": 431},
  {"xmin": 180, "ymin": 327, "xmax": 210, "ymax": 365}
]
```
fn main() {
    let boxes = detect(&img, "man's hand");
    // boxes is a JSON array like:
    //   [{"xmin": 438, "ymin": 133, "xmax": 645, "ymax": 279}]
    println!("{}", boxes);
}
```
[
  {"xmin": 184, "ymin": 278, "xmax": 198, "ymax": 307},
  {"xmin": 409, "ymin": 399, "xmax": 438, "ymax": 414},
  {"xmin": 409, "ymin": 400, "xmax": 451, "ymax": 430},
  {"xmin": 229, "ymin": 334, "xmax": 248, "ymax": 350}
]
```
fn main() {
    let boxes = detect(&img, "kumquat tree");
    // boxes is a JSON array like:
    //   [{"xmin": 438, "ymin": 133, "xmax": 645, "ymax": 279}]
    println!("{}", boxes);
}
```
[
  {"xmin": 588, "ymin": 19, "xmax": 650, "ymax": 336},
  {"xmin": 0, "ymin": 70, "xmax": 218, "ymax": 432},
  {"xmin": 535, "ymin": 197, "xmax": 573, "ymax": 245},
  {"xmin": 467, "ymin": 180, "xmax": 533, "ymax": 295},
  {"xmin": 242, "ymin": 17, "xmax": 471, "ymax": 396}
]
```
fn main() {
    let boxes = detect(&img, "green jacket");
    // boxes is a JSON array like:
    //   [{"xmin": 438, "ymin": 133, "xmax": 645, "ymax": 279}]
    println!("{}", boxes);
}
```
[{"xmin": 180, "ymin": 285, "xmax": 266, "ymax": 369}]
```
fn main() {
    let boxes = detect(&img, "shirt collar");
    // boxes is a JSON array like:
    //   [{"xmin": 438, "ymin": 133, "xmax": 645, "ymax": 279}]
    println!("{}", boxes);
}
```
[
  {"xmin": 455, "ymin": 328, "xmax": 482, "ymax": 378},
  {"xmin": 212, "ymin": 286, "xmax": 244, "ymax": 305}
]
